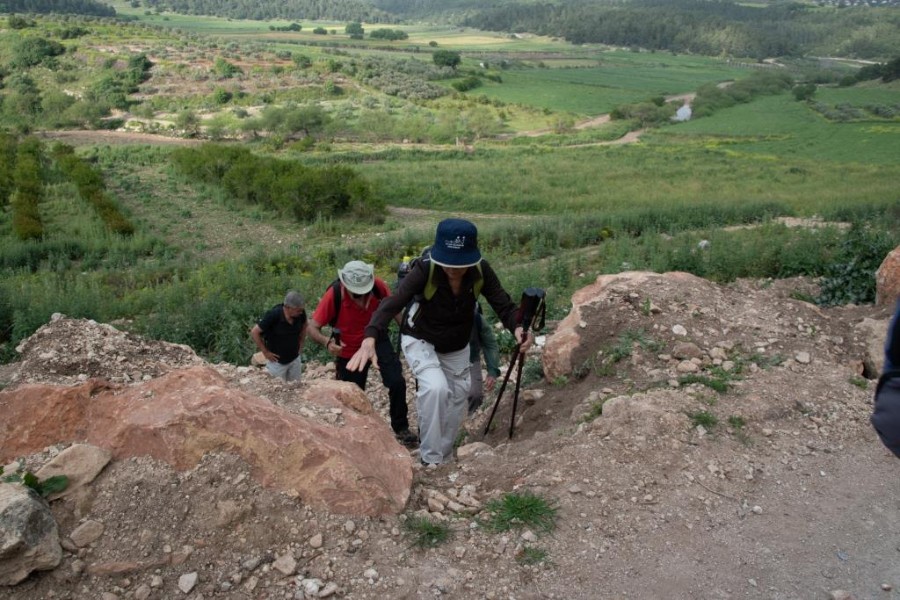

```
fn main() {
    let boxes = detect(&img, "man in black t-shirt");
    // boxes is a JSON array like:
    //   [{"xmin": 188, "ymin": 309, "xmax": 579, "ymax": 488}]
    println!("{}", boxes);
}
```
[{"xmin": 250, "ymin": 290, "xmax": 307, "ymax": 382}]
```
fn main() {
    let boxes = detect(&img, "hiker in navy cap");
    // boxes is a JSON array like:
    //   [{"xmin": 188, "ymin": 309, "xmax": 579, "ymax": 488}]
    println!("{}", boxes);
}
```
[
  {"xmin": 347, "ymin": 218, "xmax": 533, "ymax": 467},
  {"xmin": 872, "ymin": 298, "xmax": 900, "ymax": 458}
]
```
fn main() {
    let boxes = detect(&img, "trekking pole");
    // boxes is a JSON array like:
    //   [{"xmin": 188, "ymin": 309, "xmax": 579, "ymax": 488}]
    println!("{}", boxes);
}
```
[
  {"xmin": 482, "ymin": 288, "xmax": 546, "ymax": 439},
  {"xmin": 507, "ymin": 349, "xmax": 528, "ymax": 439},
  {"xmin": 482, "ymin": 344, "xmax": 521, "ymax": 437}
]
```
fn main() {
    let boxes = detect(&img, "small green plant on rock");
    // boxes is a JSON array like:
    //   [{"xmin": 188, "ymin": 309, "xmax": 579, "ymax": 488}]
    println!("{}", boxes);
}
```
[{"xmin": 0, "ymin": 466, "xmax": 69, "ymax": 498}]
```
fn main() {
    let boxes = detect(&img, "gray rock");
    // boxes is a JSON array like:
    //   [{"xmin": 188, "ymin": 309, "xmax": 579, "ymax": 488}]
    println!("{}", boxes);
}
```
[
  {"xmin": 273, "ymin": 553, "xmax": 297, "ymax": 576},
  {"xmin": 70, "ymin": 519, "xmax": 105, "ymax": 547},
  {"xmin": 672, "ymin": 342, "xmax": 703, "ymax": 360},
  {"xmin": 178, "ymin": 571, "xmax": 198, "ymax": 593},
  {"xmin": 0, "ymin": 483, "xmax": 62, "ymax": 585}
]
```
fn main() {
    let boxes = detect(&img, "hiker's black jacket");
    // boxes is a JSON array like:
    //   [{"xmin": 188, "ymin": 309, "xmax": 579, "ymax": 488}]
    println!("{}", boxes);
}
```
[
  {"xmin": 364, "ymin": 258, "xmax": 518, "ymax": 354},
  {"xmin": 872, "ymin": 299, "xmax": 900, "ymax": 458}
]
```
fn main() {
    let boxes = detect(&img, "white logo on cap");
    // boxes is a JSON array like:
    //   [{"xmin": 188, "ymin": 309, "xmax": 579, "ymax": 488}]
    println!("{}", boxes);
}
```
[{"xmin": 445, "ymin": 235, "xmax": 466, "ymax": 250}]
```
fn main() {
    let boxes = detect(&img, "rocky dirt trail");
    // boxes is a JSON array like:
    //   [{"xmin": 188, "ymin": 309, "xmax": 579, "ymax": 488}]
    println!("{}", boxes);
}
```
[{"xmin": 1, "ymin": 272, "xmax": 898, "ymax": 600}]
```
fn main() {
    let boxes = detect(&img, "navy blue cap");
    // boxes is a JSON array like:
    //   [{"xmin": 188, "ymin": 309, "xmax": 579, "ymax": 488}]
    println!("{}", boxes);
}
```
[{"xmin": 429, "ymin": 218, "xmax": 481, "ymax": 268}]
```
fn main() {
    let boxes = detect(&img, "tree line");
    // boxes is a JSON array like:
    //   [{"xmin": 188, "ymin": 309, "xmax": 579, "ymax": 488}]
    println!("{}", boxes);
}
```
[
  {"xmin": 461, "ymin": 0, "xmax": 900, "ymax": 59},
  {"xmin": 141, "ymin": 0, "xmax": 395, "ymax": 23},
  {"xmin": 0, "ymin": 0, "xmax": 115, "ymax": 16}
]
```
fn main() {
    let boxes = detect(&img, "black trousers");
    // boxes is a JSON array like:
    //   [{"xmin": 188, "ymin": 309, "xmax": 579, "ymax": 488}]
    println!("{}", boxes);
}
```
[
  {"xmin": 872, "ymin": 373, "xmax": 900, "ymax": 459},
  {"xmin": 335, "ymin": 334, "xmax": 409, "ymax": 433}
]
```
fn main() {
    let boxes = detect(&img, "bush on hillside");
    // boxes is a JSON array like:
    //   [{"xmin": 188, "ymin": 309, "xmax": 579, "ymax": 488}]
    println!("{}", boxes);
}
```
[
  {"xmin": 170, "ymin": 144, "xmax": 383, "ymax": 223},
  {"xmin": 817, "ymin": 225, "xmax": 896, "ymax": 306}
]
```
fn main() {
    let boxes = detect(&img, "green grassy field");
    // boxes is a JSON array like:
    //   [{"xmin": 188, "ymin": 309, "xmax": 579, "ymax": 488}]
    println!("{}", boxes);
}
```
[
  {"xmin": 472, "ymin": 59, "xmax": 744, "ymax": 116},
  {"xmin": 652, "ymin": 92, "xmax": 899, "ymax": 164},
  {"xmin": 349, "ymin": 142, "xmax": 899, "ymax": 215}
]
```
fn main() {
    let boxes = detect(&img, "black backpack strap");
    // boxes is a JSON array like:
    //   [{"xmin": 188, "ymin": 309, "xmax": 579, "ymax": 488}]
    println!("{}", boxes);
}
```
[{"xmin": 329, "ymin": 279, "xmax": 341, "ymax": 327}]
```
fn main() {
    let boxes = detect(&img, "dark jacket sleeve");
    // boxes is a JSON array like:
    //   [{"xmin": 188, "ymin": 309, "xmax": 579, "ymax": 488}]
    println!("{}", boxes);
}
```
[
  {"xmin": 480, "ymin": 260, "xmax": 519, "ymax": 334},
  {"xmin": 364, "ymin": 259, "xmax": 427, "ymax": 340}
]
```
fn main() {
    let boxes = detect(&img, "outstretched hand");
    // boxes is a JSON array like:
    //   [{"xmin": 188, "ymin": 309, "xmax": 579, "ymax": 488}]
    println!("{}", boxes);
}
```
[{"xmin": 346, "ymin": 337, "xmax": 376, "ymax": 372}]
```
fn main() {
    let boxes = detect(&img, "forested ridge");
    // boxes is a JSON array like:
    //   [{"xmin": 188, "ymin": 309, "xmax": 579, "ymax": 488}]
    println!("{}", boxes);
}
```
[
  {"xmin": 462, "ymin": 0, "xmax": 900, "ymax": 59},
  {"xmin": 81, "ymin": 0, "xmax": 899, "ymax": 60},
  {"xmin": 0, "ymin": 0, "xmax": 115, "ymax": 17},
  {"xmin": 141, "ymin": 0, "xmax": 395, "ymax": 23}
]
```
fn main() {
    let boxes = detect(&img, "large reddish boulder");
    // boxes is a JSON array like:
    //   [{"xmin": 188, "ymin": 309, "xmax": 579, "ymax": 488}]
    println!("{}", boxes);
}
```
[
  {"xmin": 876, "ymin": 245, "xmax": 900, "ymax": 307},
  {"xmin": 543, "ymin": 271, "xmax": 702, "ymax": 380},
  {"xmin": 0, "ymin": 367, "xmax": 412, "ymax": 516}
]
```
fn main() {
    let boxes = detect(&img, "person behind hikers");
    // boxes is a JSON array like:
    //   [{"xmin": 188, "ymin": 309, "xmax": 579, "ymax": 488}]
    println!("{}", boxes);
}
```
[
  {"xmin": 347, "ymin": 218, "xmax": 533, "ymax": 466},
  {"xmin": 307, "ymin": 260, "xmax": 417, "ymax": 448},
  {"xmin": 250, "ymin": 290, "xmax": 307, "ymax": 382},
  {"xmin": 468, "ymin": 302, "xmax": 500, "ymax": 417},
  {"xmin": 872, "ymin": 297, "xmax": 900, "ymax": 459}
]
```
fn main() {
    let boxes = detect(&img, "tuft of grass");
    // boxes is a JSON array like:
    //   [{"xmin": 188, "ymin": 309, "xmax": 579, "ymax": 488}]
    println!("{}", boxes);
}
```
[
  {"xmin": 581, "ymin": 397, "xmax": 608, "ymax": 423},
  {"xmin": 789, "ymin": 289, "xmax": 816, "ymax": 304},
  {"xmin": 404, "ymin": 516, "xmax": 452, "ymax": 548},
  {"xmin": 848, "ymin": 376, "xmax": 868, "ymax": 390},
  {"xmin": 482, "ymin": 492, "xmax": 557, "ymax": 534},
  {"xmin": 678, "ymin": 373, "xmax": 729, "ymax": 393},
  {"xmin": 516, "ymin": 546, "xmax": 549, "ymax": 565},
  {"xmin": 640, "ymin": 297, "xmax": 652, "ymax": 316},
  {"xmin": 454, "ymin": 428, "xmax": 469, "ymax": 449},
  {"xmin": 688, "ymin": 410, "xmax": 718, "ymax": 429},
  {"xmin": 609, "ymin": 328, "xmax": 662, "ymax": 362},
  {"xmin": 727, "ymin": 415, "xmax": 746, "ymax": 429}
]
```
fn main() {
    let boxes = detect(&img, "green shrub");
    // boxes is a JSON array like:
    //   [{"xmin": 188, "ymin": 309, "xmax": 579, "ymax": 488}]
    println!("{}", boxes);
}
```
[
  {"xmin": 452, "ymin": 77, "xmax": 482, "ymax": 92},
  {"xmin": 818, "ymin": 225, "xmax": 896, "ymax": 306},
  {"xmin": 170, "ymin": 144, "xmax": 383, "ymax": 224}
]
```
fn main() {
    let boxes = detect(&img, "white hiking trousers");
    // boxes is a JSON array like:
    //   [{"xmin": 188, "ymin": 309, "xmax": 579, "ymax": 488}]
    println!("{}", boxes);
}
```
[{"xmin": 401, "ymin": 334, "xmax": 470, "ymax": 465}]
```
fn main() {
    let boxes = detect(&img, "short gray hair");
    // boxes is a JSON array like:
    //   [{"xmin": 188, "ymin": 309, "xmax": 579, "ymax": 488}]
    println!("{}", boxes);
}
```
[{"xmin": 284, "ymin": 290, "xmax": 304, "ymax": 308}]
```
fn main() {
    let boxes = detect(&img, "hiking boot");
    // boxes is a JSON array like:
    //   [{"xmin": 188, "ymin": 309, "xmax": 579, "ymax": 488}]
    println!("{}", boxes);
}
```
[
  {"xmin": 467, "ymin": 396, "xmax": 483, "ymax": 417},
  {"xmin": 395, "ymin": 428, "xmax": 419, "ymax": 449}
]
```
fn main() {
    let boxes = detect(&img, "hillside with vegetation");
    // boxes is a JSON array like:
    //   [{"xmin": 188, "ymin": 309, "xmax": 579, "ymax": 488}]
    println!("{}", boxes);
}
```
[
  {"xmin": 1, "ymin": 7, "xmax": 900, "ymax": 599},
  {"xmin": 0, "ymin": 9, "xmax": 898, "ymax": 366},
  {"xmin": 121, "ymin": 0, "xmax": 900, "ymax": 60}
]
